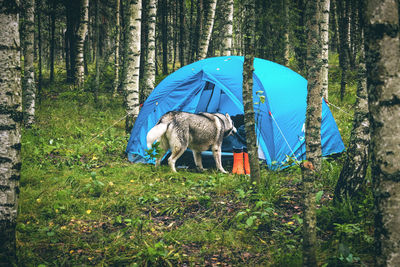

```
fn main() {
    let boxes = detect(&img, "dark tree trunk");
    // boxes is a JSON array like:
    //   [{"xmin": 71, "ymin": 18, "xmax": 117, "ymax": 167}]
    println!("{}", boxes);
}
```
[
  {"xmin": 161, "ymin": 0, "xmax": 168, "ymax": 74},
  {"xmin": 179, "ymin": 0, "xmax": 186, "ymax": 66},
  {"xmin": 36, "ymin": 0, "xmax": 43, "ymax": 103},
  {"xmin": 50, "ymin": 0, "xmax": 56, "ymax": 83},
  {"xmin": 337, "ymin": 0, "xmax": 350, "ymax": 101}
]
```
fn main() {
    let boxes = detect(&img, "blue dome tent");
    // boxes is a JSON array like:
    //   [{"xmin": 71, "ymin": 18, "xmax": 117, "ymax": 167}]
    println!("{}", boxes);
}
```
[{"xmin": 126, "ymin": 56, "xmax": 345, "ymax": 169}]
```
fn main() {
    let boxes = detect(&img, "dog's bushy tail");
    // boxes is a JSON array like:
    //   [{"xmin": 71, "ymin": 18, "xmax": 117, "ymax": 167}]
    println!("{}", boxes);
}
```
[{"xmin": 146, "ymin": 123, "xmax": 168, "ymax": 149}]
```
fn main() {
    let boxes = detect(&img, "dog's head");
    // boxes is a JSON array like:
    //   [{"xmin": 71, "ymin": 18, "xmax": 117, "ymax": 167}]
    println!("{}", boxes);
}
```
[{"xmin": 224, "ymin": 113, "xmax": 237, "ymax": 137}]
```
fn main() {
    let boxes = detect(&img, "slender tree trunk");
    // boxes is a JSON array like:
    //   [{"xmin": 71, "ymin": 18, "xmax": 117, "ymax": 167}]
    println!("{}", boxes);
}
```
[
  {"xmin": 242, "ymin": 0, "xmax": 261, "ymax": 184},
  {"xmin": 283, "ymin": 0, "xmax": 290, "ymax": 64},
  {"xmin": 337, "ymin": 0, "xmax": 349, "ymax": 101},
  {"xmin": 36, "ymin": 0, "xmax": 43, "ymax": 103},
  {"xmin": 301, "ymin": 0, "xmax": 323, "ymax": 266},
  {"xmin": 221, "ymin": 0, "xmax": 233, "ymax": 56},
  {"xmin": 113, "ymin": 0, "xmax": 121, "ymax": 96},
  {"xmin": 193, "ymin": 0, "xmax": 203, "ymax": 61},
  {"xmin": 22, "ymin": 0, "xmax": 36, "ymax": 127},
  {"xmin": 179, "ymin": 0, "xmax": 187, "ymax": 66},
  {"xmin": 160, "ymin": 0, "xmax": 168, "ymax": 74},
  {"xmin": 334, "ymin": 27, "xmax": 370, "ymax": 202},
  {"xmin": 94, "ymin": 0, "xmax": 100, "ymax": 102},
  {"xmin": 320, "ymin": 0, "xmax": 330, "ymax": 100},
  {"xmin": 365, "ymin": 0, "xmax": 400, "ymax": 265},
  {"xmin": 0, "ymin": 3, "xmax": 22, "ymax": 265},
  {"xmin": 123, "ymin": 0, "xmax": 142, "ymax": 133},
  {"xmin": 75, "ymin": 0, "xmax": 89, "ymax": 87},
  {"xmin": 50, "ymin": 0, "xmax": 56, "ymax": 83},
  {"xmin": 197, "ymin": 0, "xmax": 217, "ymax": 60},
  {"xmin": 142, "ymin": 0, "xmax": 157, "ymax": 100}
]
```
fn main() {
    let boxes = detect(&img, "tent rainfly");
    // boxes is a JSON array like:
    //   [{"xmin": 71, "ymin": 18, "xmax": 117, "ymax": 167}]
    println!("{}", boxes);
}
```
[{"xmin": 126, "ymin": 56, "xmax": 345, "ymax": 169}]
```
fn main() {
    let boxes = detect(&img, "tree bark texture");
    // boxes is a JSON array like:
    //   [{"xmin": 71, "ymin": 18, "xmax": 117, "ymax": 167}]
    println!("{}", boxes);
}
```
[
  {"xmin": 334, "ymin": 30, "xmax": 370, "ymax": 202},
  {"xmin": 320, "ymin": 0, "xmax": 330, "ymax": 100},
  {"xmin": 301, "ymin": 0, "xmax": 323, "ymax": 266},
  {"xmin": 113, "ymin": 0, "xmax": 121, "ymax": 96},
  {"xmin": 123, "ymin": 0, "xmax": 142, "ymax": 133},
  {"xmin": 242, "ymin": 0, "xmax": 261, "ymax": 184},
  {"xmin": 179, "ymin": 0, "xmax": 187, "ymax": 66},
  {"xmin": 197, "ymin": 0, "xmax": 217, "ymax": 60},
  {"xmin": 0, "ymin": 2, "xmax": 22, "ymax": 264},
  {"xmin": 337, "ymin": 0, "xmax": 350, "ymax": 101},
  {"xmin": 365, "ymin": 1, "xmax": 400, "ymax": 265},
  {"xmin": 21, "ymin": 0, "xmax": 36, "ymax": 127},
  {"xmin": 142, "ymin": 0, "xmax": 156, "ymax": 100},
  {"xmin": 49, "ymin": 0, "xmax": 56, "ymax": 83},
  {"xmin": 221, "ymin": 0, "xmax": 233, "ymax": 56},
  {"xmin": 75, "ymin": 0, "xmax": 89, "ymax": 87},
  {"xmin": 161, "ymin": 0, "xmax": 168, "ymax": 74}
]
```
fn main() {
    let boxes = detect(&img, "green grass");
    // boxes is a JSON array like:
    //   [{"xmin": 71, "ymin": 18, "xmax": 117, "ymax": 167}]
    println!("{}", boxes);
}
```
[{"xmin": 17, "ymin": 63, "xmax": 374, "ymax": 266}]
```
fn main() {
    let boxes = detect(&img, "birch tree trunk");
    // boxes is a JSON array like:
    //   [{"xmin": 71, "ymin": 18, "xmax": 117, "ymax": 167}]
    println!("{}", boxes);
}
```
[
  {"xmin": 221, "ymin": 0, "xmax": 233, "ymax": 56},
  {"xmin": 301, "ymin": 0, "xmax": 323, "ymax": 265},
  {"xmin": 242, "ymin": 0, "xmax": 260, "ymax": 184},
  {"xmin": 179, "ymin": 0, "xmax": 187, "ymax": 66},
  {"xmin": 21, "ymin": 0, "xmax": 36, "ymax": 127},
  {"xmin": 75, "ymin": 0, "xmax": 89, "ymax": 87},
  {"xmin": 320, "ymin": 0, "xmax": 330, "ymax": 100},
  {"xmin": 0, "ymin": 3, "xmax": 22, "ymax": 264},
  {"xmin": 334, "ymin": 29, "xmax": 369, "ymax": 202},
  {"xmin": 123, "ymin": 0, "xmax": 142, "ymax": 133},
  {"xmin": 142, "ymin": 0, "xmax": 156, "ymax": 100},
  {"xmin": 197, "ymin": 0, "xmax": 217, "ymax": 60},
  {"xmin": 113, "ymin": 0, "xmax": 121, "ymax": 96},
  {"xmin": 365, "ymin": 0, "xmax": 400, "ymax": 265}
]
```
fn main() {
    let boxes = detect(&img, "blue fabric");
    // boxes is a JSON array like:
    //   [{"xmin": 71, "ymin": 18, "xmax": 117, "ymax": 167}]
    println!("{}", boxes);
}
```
[{"xmin": 126, "ymin": 56, "xmax": 345, "ymax": 169}]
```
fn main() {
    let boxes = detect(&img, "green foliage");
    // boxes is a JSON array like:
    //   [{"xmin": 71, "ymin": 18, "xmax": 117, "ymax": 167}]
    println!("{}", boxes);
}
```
[{"xmin": 17, "ymin": 56, "xmax": 374, "ymax": 266}]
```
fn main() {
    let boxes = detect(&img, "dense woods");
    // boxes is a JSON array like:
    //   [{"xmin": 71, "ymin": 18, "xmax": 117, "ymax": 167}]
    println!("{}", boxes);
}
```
[{"xmin": 0, "ymin": 0, "xmax": 399, "ymax": 265}]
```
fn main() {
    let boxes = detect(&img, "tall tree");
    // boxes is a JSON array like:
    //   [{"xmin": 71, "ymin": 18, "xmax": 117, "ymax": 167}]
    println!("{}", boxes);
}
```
[
  {"xmin": 36, "ymin": 0, "xmax": 43, "ymax": 102},
  {"xmin": 320, "ymin": 0, "xmax": 330, "ymax": 100},
  {"xmin": 221, "ymin": 0, "xmax": 233, "ymax": 56},
  {"xmin": 178, "ymin": 0, "xmax": 187, "ymax": 65},
  {"xmin": 75, "ymin": 0, "xmax": 89, "ymax": 87},
  {"xmin": 94, "ymin": 0, "xmax": 100, "ymax": 102},
  {"xmin": 21, "ymin": 0, "xmax": 36, "ymax": 126},
  {"xmin": 160, "ymin": 0, "xmax": 168, "ymax": 74},
  {"xmin": 49, "ymin": 0, "xmax": 56, "ymax": 83},
  {"xmin": 301, "ymin": 0, "xmax": 323, "ymax": 265},
  {"xmin": 365, "ymin": 0, "xmax": 400, "ymax": 265},
  {"xmin": 197, "ymin": 0, "xmax": 217, "ymax": 60},
  {"xmin": 142, "ymin": 0, "xmax": 157, "ymax": 101},
  {"xmin": 334, "ymin": 24, "xmax": 369, "ymax": 202},
  {"xmin": 123, "ymin": 0, "xmax": 142, "ymax": 133},
  {"xmin": 0, "ymin": 1, "xmax": 22, "ymax": 264},
  {"xmin": 242, "ymin": 0, "xmax": 261, "ymax": 184},
  {"xmin": 113, "ymin": 0, "xmax": 121, "ymax": 96},
  {"xmin": 337, "ymin": 0, "xmax": 350, "ymax": 101}
]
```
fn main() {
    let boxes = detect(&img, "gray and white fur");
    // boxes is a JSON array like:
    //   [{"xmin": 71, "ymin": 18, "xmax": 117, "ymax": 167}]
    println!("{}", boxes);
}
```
[{"xmin": 146, "ymin": 111, "xmax": 237, "ymax": 173}]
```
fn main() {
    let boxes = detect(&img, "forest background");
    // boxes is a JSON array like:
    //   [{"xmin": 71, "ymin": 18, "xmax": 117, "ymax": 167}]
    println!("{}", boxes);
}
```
[{"xmin": 0, "ymin": 0, "xmax": 399, "ymax": 266}]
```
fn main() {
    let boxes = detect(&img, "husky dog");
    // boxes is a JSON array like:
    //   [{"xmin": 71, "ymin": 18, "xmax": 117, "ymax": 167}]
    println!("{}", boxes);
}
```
[{"xmin": 146, "ymin": 111, "xmax": 237, "ymax": 173}]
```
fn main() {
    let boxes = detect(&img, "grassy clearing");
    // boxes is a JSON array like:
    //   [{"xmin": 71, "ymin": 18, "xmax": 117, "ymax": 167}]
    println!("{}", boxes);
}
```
[{"xmin": 17, "ymin": 67, "xmax": 373, "ymax": 266}]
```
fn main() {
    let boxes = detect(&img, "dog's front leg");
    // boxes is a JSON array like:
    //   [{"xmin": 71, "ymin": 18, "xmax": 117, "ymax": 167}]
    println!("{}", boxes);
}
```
[
  {"xmin": 212, "ymin": 146, "xmax": 227, "ymax": 173},
  {"xmin": 192, "ymin": 150, "xmax": 206, "ymax": 172}
]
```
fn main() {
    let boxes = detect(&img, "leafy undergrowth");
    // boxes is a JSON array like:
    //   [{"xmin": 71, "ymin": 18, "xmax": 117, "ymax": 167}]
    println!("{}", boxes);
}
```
[{"xmin": 18, "ymin": 77, "xmax": 373, "ymax": 266}]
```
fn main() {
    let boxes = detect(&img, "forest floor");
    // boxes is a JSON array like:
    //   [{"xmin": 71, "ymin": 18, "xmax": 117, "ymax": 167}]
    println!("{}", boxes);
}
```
[{"xmin": 17, "ymin": 67, "xmax": 374, "ymax": 266}]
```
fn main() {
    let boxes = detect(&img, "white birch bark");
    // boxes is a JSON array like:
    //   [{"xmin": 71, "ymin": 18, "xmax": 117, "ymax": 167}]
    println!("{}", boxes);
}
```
[
  {"xmin": 142, "ymin": 0, "xmax": 156, "ymax": 100},
  {"xmin": 75, "ymin": 0, "xmax": 89, "ymax": 87},
  {"xmin": 21, "ymin": 0, "xmax": 36, "ymax": 127},
  {"xmin": 113, "ymin": 0, "xmax": 121, "ymax": 96},
  {"xmin": 124, "ymin": 0, "xmax": 142, "ymax": 133},
  {"xmin": 0, "ymin": 4, "xmax": 22, "ymax": 264},
  {"xmin": 221, "ymin": 0, "xmax": 233, "ymax": 56},
  {"xmin": 365, "ymin": 0, "xmax": 400, "ymax": 265},
  {"xmin": 320, "ymin": 0, "xmax": 330, "ymax": 100},
  {"xmin": 197, "ymin": 0, "xmax": 217, "ymax": 60}
]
